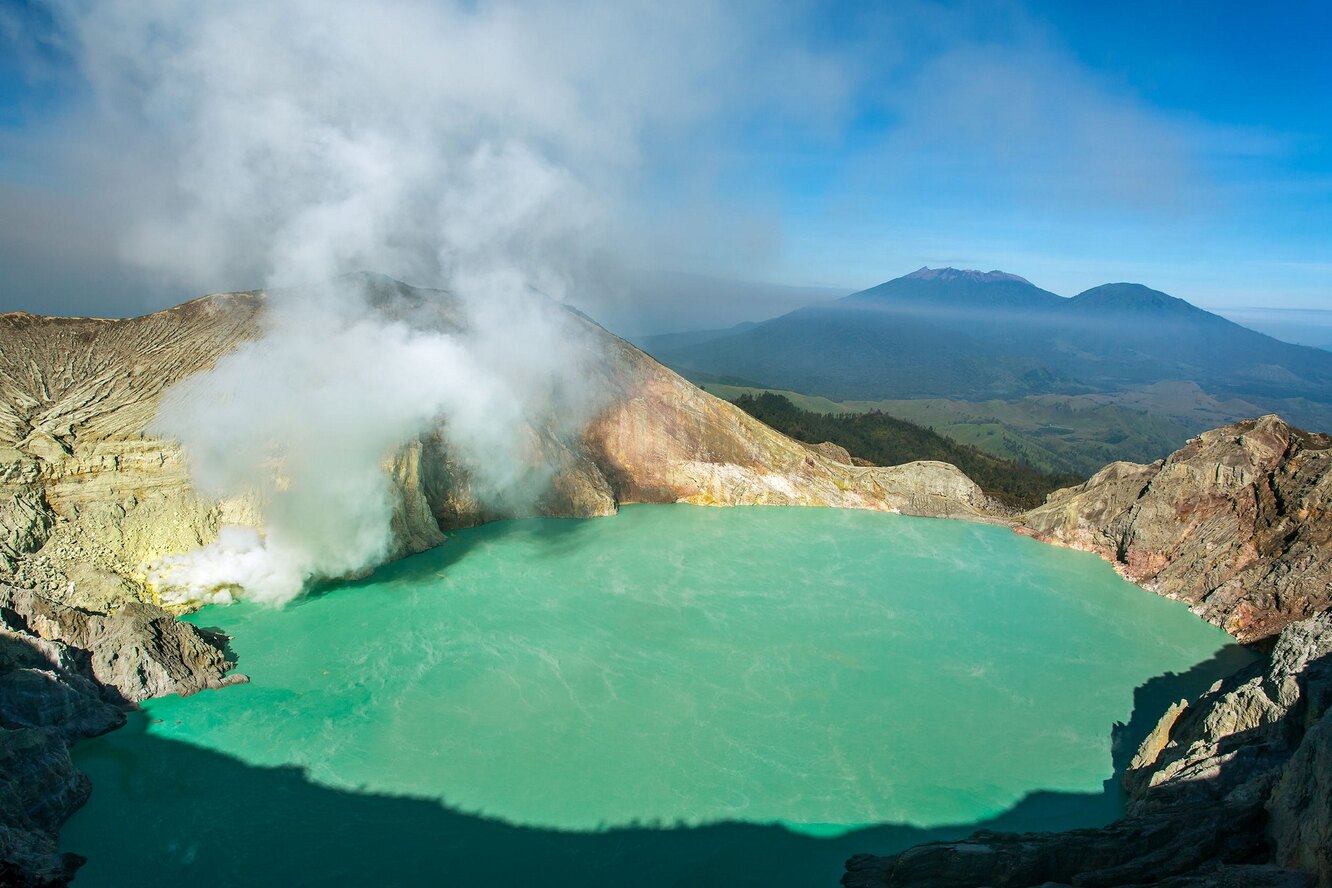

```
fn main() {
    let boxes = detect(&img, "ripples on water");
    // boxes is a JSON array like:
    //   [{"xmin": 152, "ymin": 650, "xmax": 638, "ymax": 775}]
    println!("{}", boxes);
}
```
[{"xmin": 63, "ymin": 505, "xmax": 1252, "ymax": 886}]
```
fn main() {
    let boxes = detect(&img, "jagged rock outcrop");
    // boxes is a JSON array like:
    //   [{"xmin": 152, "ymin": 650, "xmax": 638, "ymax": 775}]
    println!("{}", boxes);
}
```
[
  {"xmin": 0, "ymin": 582, "xmax": 245, "ymax": 885},
  {"xmin": 587, "ymin": 330, "xmax": 993, "ymax": 518},
  {"xmin": 850, "ymin": 423, "xmax": 1332, "ymax": 887},
  {"xmin": 0, "ymin": 585, "xmax": 247, "ymax": 702},
  {"xmin": 0, "ymin": 727, "xmax": 90, "ymax": 887},
  {"xmin": 0, "ymin": 281, "xmax": 998, "ymax": 610},
  {"xmin": 1269, "ymin": 703, "xmax": 1332, "ymax": 884},
  {"xmin": 1021, "ymin": 415, "xmax": 1332, "ymax": 642},
  {"xmin": 844, "ymin": 609, "xmax": 1332, "ymax": 888}
]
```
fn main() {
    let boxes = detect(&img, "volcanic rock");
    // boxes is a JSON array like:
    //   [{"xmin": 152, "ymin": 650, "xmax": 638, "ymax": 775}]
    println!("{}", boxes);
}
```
[
  {"xmin": 0, "ymin": 282, "xmax": 999, "ymax": 609},
  {"xmin": 0, "ymin": 583, "xmax": 244, "ymax": 884},
  {"xmin": 1021, "ymin": 415, "xmax": 1332, "ymax": 642},
  {"xmin": 845, "ymin": 609, "xmax": 1332, "ymax": 887}
]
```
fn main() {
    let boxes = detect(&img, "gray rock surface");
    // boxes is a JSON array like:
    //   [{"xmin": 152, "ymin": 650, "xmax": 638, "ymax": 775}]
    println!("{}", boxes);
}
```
[
  {"xmin": 0, "ymin": 583, "xmax": 245, "ymax": 885},
  {"xmin": 0, "ymin": 727, "xmax": 89, "ymax": 887}
]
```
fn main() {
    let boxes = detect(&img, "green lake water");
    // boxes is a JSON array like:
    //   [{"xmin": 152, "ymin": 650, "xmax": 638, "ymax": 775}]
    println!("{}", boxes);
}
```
[{"xmin": 61, "ymin": 505, "xmax": 1252, "ymax": 886}]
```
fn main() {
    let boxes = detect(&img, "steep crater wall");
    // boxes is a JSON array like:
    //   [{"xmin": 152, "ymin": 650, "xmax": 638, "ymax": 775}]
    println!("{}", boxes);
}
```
[
  {"xmin": 0, "ymin": 283, "xmax": 997, "ymax": 612},
  {"xmin": 1021, "ymin": 415, "xmax": 1332, "ymax": 643}
]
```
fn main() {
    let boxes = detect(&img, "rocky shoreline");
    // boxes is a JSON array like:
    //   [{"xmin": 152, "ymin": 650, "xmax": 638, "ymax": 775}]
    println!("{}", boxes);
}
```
[
  {"xmin": 843, "ymin": 415, "xmax": 1332, "ymax": 887},
  {"xmin": 845, "ymin": 610, "xmax": 1332, "ymax": 887},
  {"xmin": 3, "ymin": 412, "xmax": 1330, "ymax": 885},
  {"xmin": 1021, "ymin": 415, "xmax": 1332, "ymax": 643},
  {"xmin": 3, "ymin": 288, "xmax": 1332, "ymax": 886},
  {"xmin": 0, "ymin": 286, "xmax": 1001, "ymax": 885},
  {"xmin": 0, "ymin": 584, "xmax": 244, "ymax": 885}
]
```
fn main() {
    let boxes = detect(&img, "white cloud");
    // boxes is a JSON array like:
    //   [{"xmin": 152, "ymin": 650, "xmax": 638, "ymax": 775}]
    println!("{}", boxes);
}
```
[{"xmin": 30, "ymin": 0, "xmax": 850, "ymax": 602}]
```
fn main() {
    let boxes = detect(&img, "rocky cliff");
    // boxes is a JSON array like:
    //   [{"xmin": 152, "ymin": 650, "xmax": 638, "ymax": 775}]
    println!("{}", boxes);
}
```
[
  {"xmin": 844, "ymin": 416, "xmax": 1332, "ymax": 887},
  {"xmin": 0, "ymin": 296, "xmax": 266, "ymax": 611},
  {"xmin": 12, "ymin": 283, "xmax": 1332, "ymax": 887},
  {"xmin": 0, "ymin": 281, "xmax": 997, "ymax": 611},
  {"xmin": 0, "ymin": 583, "xmax": 244, "ymax": 884},
  {"xmin": 1021, "ymin": 415, "xmax": 1332, "ymax": 643}
]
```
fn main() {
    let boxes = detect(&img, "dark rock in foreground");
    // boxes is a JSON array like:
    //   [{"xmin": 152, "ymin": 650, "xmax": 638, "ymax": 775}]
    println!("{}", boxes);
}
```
[{"xmin": 0, "ymin": 584, "xmax": 245, "ymax": 885}]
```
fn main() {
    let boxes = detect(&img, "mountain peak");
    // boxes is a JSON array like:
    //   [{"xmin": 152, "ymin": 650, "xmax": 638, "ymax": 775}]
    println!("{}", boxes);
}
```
[
  {"xmin": 904, "ymin": 267, "xmax": 1032, "ymax": 285},
  {"xmin": 1070, "ymin": 283, "xmax": 1197, "ymax": 314}
]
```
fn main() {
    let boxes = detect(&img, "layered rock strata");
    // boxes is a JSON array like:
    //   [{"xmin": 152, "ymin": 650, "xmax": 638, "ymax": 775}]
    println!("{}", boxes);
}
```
[
  {"xmin": 0, "ymin": 296, "xmax": 266, "ymax": 611},
  {"xmin": 0, "ymin": 281, "xmax": 998, "ymax": 611}
]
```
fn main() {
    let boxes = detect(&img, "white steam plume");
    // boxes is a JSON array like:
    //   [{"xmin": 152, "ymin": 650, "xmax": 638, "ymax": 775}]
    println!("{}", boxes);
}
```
[
  {"xmin": 147, "ymin": 273, "xmax": 598, "ymax": 605},
  {"xmin": 43, "ymin": 0, "xmax": 827, "ymax": 605}
]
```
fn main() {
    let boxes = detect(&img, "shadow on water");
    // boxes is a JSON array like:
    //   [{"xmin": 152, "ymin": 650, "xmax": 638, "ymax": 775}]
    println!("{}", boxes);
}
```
[
  {"xmin": 1109, "ymin": 643, "xmax": 1257, "ymax": 777},
  {"xmin": 61, "ymin": 643, "xmax": 1256, "ymax": 888},
  {"xmin": 304, "ymin": 514, "xmax": 606, "ymax": 603},
  {"xmin": 60, "ymin": 710, "xmax": 1086, "ymax": 888}
]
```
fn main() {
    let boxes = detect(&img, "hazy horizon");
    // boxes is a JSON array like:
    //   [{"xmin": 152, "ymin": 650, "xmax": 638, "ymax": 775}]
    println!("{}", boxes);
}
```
[
  {"xmin": 7, "ymin": 262, "xmax": 1331, "ymax": 352},
  {"xmin": 1, "ymin": 0, "xmax": 1328, "ymax": 324}
]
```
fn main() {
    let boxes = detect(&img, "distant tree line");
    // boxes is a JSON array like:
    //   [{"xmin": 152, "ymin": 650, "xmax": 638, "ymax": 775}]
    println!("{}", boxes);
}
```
[{"xmin": 731, "ymin": 393, "xmax": 1080, "ymax": 509}]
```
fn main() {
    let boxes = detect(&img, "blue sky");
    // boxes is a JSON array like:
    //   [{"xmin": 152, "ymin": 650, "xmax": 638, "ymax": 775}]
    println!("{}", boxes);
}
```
[
  {"xmin": 0, "ymin": 0, "xmax": 1329, "ymax": 323},
  {"xmin": 666, "ymin": 1, "xmax": 1332, "ymax": 311}
]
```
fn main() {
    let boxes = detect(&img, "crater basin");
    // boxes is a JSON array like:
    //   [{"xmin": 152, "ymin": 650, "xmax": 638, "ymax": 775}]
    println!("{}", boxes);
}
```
[{"xmin": 61, "ymin": 505, "xmax": 1252, "ymax": 885}]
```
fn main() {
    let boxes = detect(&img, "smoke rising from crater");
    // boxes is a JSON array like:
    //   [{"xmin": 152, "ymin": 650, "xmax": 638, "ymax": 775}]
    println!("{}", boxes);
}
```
[
  {"xmin": 39, "ymin": 0, "xmax": 842, "ymax": 604},
  {"xmin": 147, "ymin": 274, "xmax": 601, "ymax": 605}
]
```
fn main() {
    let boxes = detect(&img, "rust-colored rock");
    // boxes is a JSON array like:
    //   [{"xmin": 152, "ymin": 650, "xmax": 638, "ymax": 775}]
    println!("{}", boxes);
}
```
[
  {"xmin": 0, "ymin": 284, "xmax": 1001, "ymax": 609},
  {"xmin": 1020, "ymin": 415, "xmax": 1332, "ymax": 642}
]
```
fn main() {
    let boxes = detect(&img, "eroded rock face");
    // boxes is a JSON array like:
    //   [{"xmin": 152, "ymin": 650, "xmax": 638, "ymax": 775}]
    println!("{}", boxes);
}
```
[
  {"xmin": 0, "ymin": 727, "xmax": 90, "ymax": 887},
  {"xmin": 586, "ymin": 333, "xmax": 995, "ymax": 520},
  {"xmin": 0, "ymin": 284, "xmax": 999, "ymax": 609},
  {"xmin": 0, "ymin": 585, "xmax": 246, "ymax": 703},
  {"xmin": 0, "ymin": 582, "xmax": 245, "ymax": 885},
  {"xmin": 1021, "ymin": 416, "xmax": 1332, "ymax": 642},
  {"xmin": 1269, "ymin": 708, "xmax": 1332, "ymax": 884},
  {"xmin": 0, "ymin": 297, "xmax": 266, "ymax": 611}
]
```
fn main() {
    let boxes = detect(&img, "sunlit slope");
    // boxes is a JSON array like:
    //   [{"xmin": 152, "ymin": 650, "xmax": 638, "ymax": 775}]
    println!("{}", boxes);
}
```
[{"xmin": 0, "ymin": 277, "xmax": 998, "ymax": 610}]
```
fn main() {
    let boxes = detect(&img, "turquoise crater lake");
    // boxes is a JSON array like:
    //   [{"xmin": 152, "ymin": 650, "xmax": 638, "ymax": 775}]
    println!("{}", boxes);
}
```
[{"xmin": 62, "ymin": 505, "xmax": 1250, "ymax": 886}]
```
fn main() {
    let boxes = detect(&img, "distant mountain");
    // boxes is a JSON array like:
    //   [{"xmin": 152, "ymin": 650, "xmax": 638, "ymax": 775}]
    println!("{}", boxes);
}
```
[
  {"xmin": 631, "ymin": 321, "xmax": 759, "ymax": 352},
  {"xmin": 650, "ymin": 268, "xmax": 1332, "ymax": 431},
  {"xmin": 1211, "ymin": 307, "xmax": 1332, "ymax": 352}
]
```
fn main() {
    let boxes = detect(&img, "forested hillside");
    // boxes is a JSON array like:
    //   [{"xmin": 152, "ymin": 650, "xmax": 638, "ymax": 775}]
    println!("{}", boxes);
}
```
[{"xmin": 732, "ymin": 393, "xmax": 1079, "ymax": 508}]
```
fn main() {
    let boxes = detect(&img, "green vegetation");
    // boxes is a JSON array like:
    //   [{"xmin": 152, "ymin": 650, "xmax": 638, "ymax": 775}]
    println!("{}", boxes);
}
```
[
  {"xmin": 700, "ymin": 379, "xmax": 1213, "ymax": 476},
  {"xmin": 654, "ymin": 273, "xmax": 1332, "ymax": 433},
  {"xmin": 731, "ymin": 392, "xmax": 1080, "ymax": 508}
]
